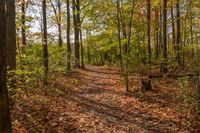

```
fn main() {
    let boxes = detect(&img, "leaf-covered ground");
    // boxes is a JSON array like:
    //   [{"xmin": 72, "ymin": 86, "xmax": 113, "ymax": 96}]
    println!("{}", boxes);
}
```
[{"xmin": 12, "ymin": 65, "xmax": 200, "ymax": 132}]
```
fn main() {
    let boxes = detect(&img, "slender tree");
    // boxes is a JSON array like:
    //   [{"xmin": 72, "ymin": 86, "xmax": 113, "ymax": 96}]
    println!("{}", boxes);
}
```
[
  {"xmin": 66, "ymin": 0, "xmax": 71, "ymax": 71},
  {"xmin": 176, "ymin": 0, "xmax": 181, "ymax": 64},
  {"xmin": 170, "ymin": 0, "xmax": 176, "ymax": 53},
  {"xmin": 146, "ymin": 0, "xmax": 152, "ymax": 62},
  {"xmin": 42, "ymin": 0, "xmax": 49, "ymax": 85},
  {"xmin": 154, "ymin": 7, "xmax": 159, "ymax": 59},
  {"xmin": 117, "ymin": 0, "xmax": 123, "ymax": 70},
  {"xmin": 161, "ymin": 0, "xmax": 168, "ymax": 73},
  {"xmin": 50, "ymin": 0, "xmax": 63, "ymax": 47},
  {"xmin": 72, "ymin": 0, "xmax": 80, "ymax": 68},
  {"xmin": 125, "ymin": 0, "xmax": 135, "ymax": 92},
  {"xmin": 21, "ymin": 0, "xmax": 26, "ymax": 46},
  {"xmin": 0, "ymin": 0, "xmax": 12, "ymax": 132},
  {"xmin": 76, "ymin": 0, "xmax": 84, "ymax": 68},
  {"xmin": 80, "ymin": 29, "xmax": 84, "ymax": 68}
]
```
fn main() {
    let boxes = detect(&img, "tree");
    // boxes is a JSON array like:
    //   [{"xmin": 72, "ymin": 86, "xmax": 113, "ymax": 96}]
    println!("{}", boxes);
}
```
[
  {"xmin": 21, "ymin": 0, "xmax": 27, "ymax": 46},
  {"xmin": 117, "ymin": 0, "xmax": 123, "ymax": 70},
  {"xmin": 72, "ymin": 0, "xmax": 80, "ymax": 68},
  {"xmin": 146, "ymin": 0, "xmax": 152, "ymax": 62},
  {"xmin": 50, "ymin": 0, "xmax": 63, "ymax": 47},
  {"xmin": 170, "ymin": 0, "xmax": 176, "ymax": 53},
  {"xmin": 80, "ymin": 29, "xmax": 85, "ymax": 68},
  {"xmin": 66, "ymin": 0, "xmax": 71, "ymax": 71},
  {"xmin": 160, "ymin": 0, "xmax": 168, "ymax": 73},
  {"xmin": 76, "ymin": 0, "xmax": 84, "ymax": 68},
  {"xmin": 176, "ymin": 0, "xmax": 181, "ymax": 64},
  {"xmin": 124, "ymin": 0, "xmax": 135, "ymax": 92},
  {"xmin": 6, "ymin": 0, "xmax": 16, "ymax": 70},
  {"xmin": 154, "ymin": 6, "xmax": 159, "ymax": 59},
  {"xmin": 0, "ymin": 0, "xmax": 12, "ymax": 132},
  {"xmin": 42, "ymin": 0, "xmax": 48, "ymax": 85}
]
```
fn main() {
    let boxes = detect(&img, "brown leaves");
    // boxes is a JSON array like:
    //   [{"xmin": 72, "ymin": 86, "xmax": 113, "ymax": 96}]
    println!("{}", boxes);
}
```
[{"xmin": 11, "ymin": 65, "xmax": 199, "ymax": 132}]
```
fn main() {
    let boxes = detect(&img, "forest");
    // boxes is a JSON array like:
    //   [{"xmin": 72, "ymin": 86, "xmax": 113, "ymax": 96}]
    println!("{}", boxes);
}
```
[{"xmin": 0, "ymin": 0, "xmax": 200, "ymax": 132}]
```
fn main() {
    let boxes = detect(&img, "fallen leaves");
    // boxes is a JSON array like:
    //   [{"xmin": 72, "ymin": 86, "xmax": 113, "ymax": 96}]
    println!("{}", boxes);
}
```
[{"xmin": 11, "ymin": 65, "xmax": 200, "ymax": 132}]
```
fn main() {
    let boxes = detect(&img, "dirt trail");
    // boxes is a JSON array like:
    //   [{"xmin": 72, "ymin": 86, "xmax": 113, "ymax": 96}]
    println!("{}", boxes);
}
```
[{"xmin": 12, "ymin": 65, "xmax": 198, "ymax": 133}]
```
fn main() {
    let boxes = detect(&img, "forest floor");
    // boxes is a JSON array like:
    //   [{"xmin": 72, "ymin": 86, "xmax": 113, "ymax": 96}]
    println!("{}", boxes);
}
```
[{"xmin": 12, "ymin": 65, "xmax": 200, "ymax": 133}]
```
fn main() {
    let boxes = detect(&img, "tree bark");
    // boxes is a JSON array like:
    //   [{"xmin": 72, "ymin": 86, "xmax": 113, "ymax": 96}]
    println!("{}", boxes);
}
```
[
  {"xmin": 42, "ymin": 0, "xmax": 49, "ymax": 85},
  {"xmin": 170, "ymin": 0, "xmax": 176, "ymax": 54},
  {"xmin": 176, "ymin": 0, "xmax": 181, "ymax": 64},
  {"xmin": 0, "ymin": 0, "xmax": 12, "ymax": 132},
  {"xmin": 160, "ymin": 0, "xmax": 168, "ymax": 73},
  {"xmin": 154, "ymin": 7, "xmax": 159, "ymax": 59},
  {"xmin": 66, "ymin": 0, "xmax": 71, "ymax": 71},
  {"xmin": 6, "ymin": 0, "xmax": 16, "ymax": 70},
  {"xmin": 58, "ymin": 0, "xmax": 62, "ymax": 47},
  {"xmin": 125, "ymin": 0, "xmax": 135, "ymax": 92},
  {"xmin": 50, "ymin": 0, "xmax": 63, "ymax": 47},
  {"xmin": 117, "ymin": 0, "xmax": 123, "ymax": 71},
  {"xmin": 146, "ymin": 0, "xmax": 152, "ymax": 62},
  {"xmin": 21, "ymin": 0, "xmax": 26, "ymax": 46},
  {"xmin": 80, "ymin": 29, "xmax": 84, "ymax": 68},
  {"xmin": 72, "ymin": 0, "xmax": 80, "ymax": 68}
]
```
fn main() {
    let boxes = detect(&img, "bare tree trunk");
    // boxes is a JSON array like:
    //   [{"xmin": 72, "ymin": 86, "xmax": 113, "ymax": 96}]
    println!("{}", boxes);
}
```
[
  {"xmin": 154, "ymin": 7, "xmax": 159, "ymax": 59},
  {"xmin": 72, "ymin": 0, "xmax": 80, "ymax": 68},
  {"xmin": 171, "ymin": 0, "xmax": 176, "ymax": 54},
  {"xmin": 125, "ymin": 0, "xmax": 135, "ymax": 92},
  {"xmin": 147, "ymin": 0, "xmax": 152, "ymax": 63},
  {"xmin": 0, "ymin": 0, "xmax": 12, "ymax": 132},
  {"xmin": 80, "ymin": 28, "xmax": 84, "ymax": 68},
  {"xmin": 42, "ymin": 0, "xmax": 49, "ymax": 85},
  {"xmin": 21, "ymin": 0, "xmax": 26, "ymax": 46},
  {"xmin": 189, "ymin": 0, "xmax": 194, "ymax": 56},
  {"xmin": 117, "ymin": 0, "xmax": 123, "ymax": 71},
  {"xmin": 176, "ymin": 0, "xmax": 181, "ymax": 64},
  {"xmin": 66, "ymin": 0, "xmax": 71, "ymax": 71},
  {"xmin": 50, "ymin": 0, "xmax": 63, "ymax": 47},
  {"xmin": 6, "ymin": 0, "xmax": 16, "ymax": 70},
  {"xmin": 87, "ymin": 46, "xmax": 91, "ymax": 64},
  {"xmin": 159, "ymin": 3, "xmax": 162, "ymax": 55},
  {"xmin": 160, "ymin": 0, "xmax": 168, "ymax": 73},
  {"xmin": 58, "ymin": 0, "xmax": 62, "ymax": 47}
]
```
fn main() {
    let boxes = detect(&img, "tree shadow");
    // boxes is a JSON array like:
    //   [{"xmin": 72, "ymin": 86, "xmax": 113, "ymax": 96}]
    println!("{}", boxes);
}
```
[
  {"xmin": 84, "ymin": 67, "xmax": 120, "ymax": 75},
  {"xmin": 47, "ymin": 82, "xmax": 190, "ymax": 131},
  {"xmin": 12, "ymin": 97, "xmax": 80, "ymax": 133},
  {"xmin": 63, "ymin": 86, "xmax": 186, "ymax": 131},
  {"xmin": 77, "ymin": 72, "xmax": 121, "ymax": 80}
]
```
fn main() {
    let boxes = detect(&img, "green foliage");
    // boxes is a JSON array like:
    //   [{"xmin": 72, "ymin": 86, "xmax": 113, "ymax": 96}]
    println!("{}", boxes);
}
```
[
  {"xmin": 179, "ymin": 77, "xmax": 200, "ymax": 114},
  {"xmin": 8, "ymin": 44, "xmax": 71, "ymax": 100}
]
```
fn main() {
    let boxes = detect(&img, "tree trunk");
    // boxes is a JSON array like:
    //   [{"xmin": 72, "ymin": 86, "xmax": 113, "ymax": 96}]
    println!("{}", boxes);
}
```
[
  {"xmin": 50, "ymin": 0, "xmax": 63, "ymax": 47},
  {"xmin": 80, "ymin": 28, "xmax": 84, "ymax": 68},
  {"xmin": 154, "ymin": 7, "xmax": 159, "ymax": 59},
  {"xmin": 176, "ymin": 0, "xmax": 181, "ymax": 64},
  {"xmin": 189, "ymin": 0, "xmax": 194, "ymax": 56},
  {"xmin": 146, "ymin": 0, "xmax": 151, "ymax": 63},
  {"xmin": 87, "ymin": 46, "xmax": 91, "ymax": 64},
  {"xmin": 58, "ymin": 0, "xmax": 62, "ymax": 47},
  {"xmin": 159, "ymin": 4, "xmax": 162, "ymax": 54},
  {"xmin": 21, "ymin": 0, "xmax": 26, "ymax": 46},
  {"xmin": 72, "ymin": 0, "xmax": 80, "ymax": 68},
  {"xmin": 6, "ymin": 0, "xmax": 16, "ymax": 70},
  {"xmin": 0, "ymin": 0, "xmax": 12, "ymax": 132},
  {"xmin": 117, "ymin": 0, "xmax": 123, "ymax": 71},
  {"xmin": 160, "ymin": 0, "xmax": 168, "ymax": 73},
  {"xmin": 66, "ymin": 0, "xmax": 71, "ymax": 71},
  {"xmin": 170, "ymin": 0, "xmax": 176, "ymax": 54},
  {"xmin": 42, "ymin": 0, "xmax": 48, "ymax": 85},
  {"xmin": 125, "ymin": 0, "xmax": 135, "ymax": 92}
]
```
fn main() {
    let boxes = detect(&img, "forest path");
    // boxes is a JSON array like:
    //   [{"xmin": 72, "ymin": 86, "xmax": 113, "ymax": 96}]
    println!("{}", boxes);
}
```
[{"xmin": 12, "ymin": 65, "xmax": 196, "ymax": 133}]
